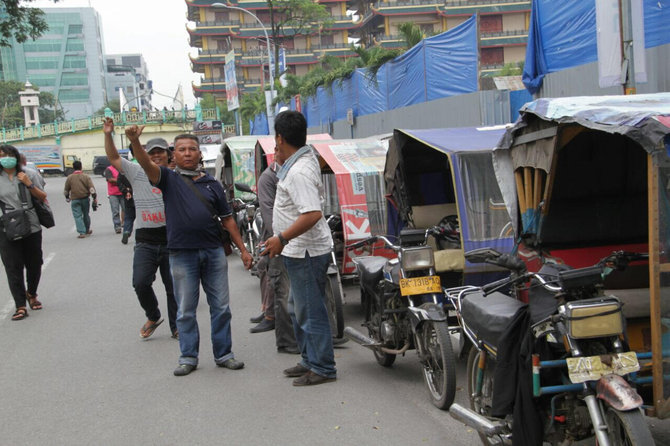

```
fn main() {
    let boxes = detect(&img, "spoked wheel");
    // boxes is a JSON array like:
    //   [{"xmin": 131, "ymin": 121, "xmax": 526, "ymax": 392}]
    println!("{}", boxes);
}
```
[
  {"xmin": 325, "ymin": 273, "xmax": 345, "ymax": 338},
  {"xmin": 466, "ymin": 347, "xmax": 499, "ymax": 446},
  {"xmin": 366, "ymin": 291, "xmax": 395, "ymax": 367},
  {"xmin": 418, "ymin": 320, "xmax": 456, "ymax": 409},
  {"xmin": 605, "ymin": 407, "xmax": 654, "ymax": 445}
]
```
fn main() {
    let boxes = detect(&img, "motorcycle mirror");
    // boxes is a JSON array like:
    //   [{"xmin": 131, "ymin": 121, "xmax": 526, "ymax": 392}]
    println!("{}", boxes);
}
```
[
  {"xmin": 234, "ymin": 182, "xmax": 253, "ymax": 193},
  {"xmin": 464, "ymin": 248, "xmax": 502, "ymax": 264}
]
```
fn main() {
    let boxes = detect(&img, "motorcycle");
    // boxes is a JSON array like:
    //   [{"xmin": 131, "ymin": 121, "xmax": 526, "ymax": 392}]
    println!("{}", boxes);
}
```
[
  {"xmin": 232, "ymin": 182, "xmax": 260, "ymax": 259},
  {"xmin": 447, "ymin": 249, "xmax": 654, "ymax": 445},
  {"xmin": 325, "ymin": 214, "xmax": 345, "ymax": 339},
  {"xmin": 344, "ymin": 227, "xmax": 457, "ymax": 409}
]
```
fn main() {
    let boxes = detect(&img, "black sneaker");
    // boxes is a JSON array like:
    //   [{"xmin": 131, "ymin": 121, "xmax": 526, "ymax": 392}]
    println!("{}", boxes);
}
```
[{"xmin": 121, "ymin": 232, "xmax": 129, "ymax": 244}]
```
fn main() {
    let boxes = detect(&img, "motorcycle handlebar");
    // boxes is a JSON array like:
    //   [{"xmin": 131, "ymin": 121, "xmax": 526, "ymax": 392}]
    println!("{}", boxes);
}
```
[{"xmin": 346, "ymin": 236, "xmax": 378, "ymax": 250}]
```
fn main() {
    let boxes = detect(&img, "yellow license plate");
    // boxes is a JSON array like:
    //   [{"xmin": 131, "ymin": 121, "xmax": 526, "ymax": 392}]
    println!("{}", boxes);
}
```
[
  {"xmin": 399, "ymin": 276, "xmax": 441, "ymax": 296},
  {"xmin": 566, "ymin": 352, "xmax": 640, "ymax": 383}
]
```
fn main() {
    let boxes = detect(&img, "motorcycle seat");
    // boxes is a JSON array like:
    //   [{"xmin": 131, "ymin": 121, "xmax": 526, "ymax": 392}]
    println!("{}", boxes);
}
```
[
  {"xmin": 355, "ymin": 256, "xmax": 388, "ymax": 294},
  {"xmin": 461, "ymin": 291, "xmax": 527, "ymax": 349}
]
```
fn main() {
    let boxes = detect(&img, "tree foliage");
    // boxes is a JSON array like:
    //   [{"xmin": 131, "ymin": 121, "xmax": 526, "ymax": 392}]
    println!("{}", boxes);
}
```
[
  {"xmin": 199, "ymin": 93, "xmax": 235, "ymax": 125},
  {"xmin": 95, "ymin": 99, "xmax": 120, "ymax": 115},
  {"xmin": 0, "ymin": 80, "xmax": 64, "ymax": 128},
  {"xmin": 0, "ymin": 0, "xmax": 60, "ymax": 47}
]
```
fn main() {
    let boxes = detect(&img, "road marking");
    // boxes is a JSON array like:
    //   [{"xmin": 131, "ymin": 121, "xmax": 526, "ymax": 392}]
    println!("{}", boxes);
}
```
[{"xmin": 0, "ymin": 252, "xmax": 55, "ymax": 320}]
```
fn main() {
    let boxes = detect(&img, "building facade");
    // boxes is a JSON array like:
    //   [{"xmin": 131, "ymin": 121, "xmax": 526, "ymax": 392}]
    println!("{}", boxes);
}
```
[
  {"xmin": 105, "ymin": 53, "xmax": 152, "ymax": 111},
  {"xmin": 186, "ymin": 0, "xmax": 530, "ymax": 102},
  {"xmin": 0, "ymin": 7, "xmax": 108, "ymax": 120}
]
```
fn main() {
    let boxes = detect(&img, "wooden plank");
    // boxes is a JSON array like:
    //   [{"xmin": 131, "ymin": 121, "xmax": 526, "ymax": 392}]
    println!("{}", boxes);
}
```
[
  {"xmin": 524, "ymin": 167, "xmax": 533, "ymax": 212},
  {"xmin": 515, "ymin": 169, "xmax": 526, "ymax": 214},
  {"xmin": 660, "ymin": 263, "xmax": 670, "ymax": 273},
  {"xmin": 512, "ymin": 127, "xmax": 558, "ymax": 146},
  {"xmin": 647, "ymin": 155, "xmax": 665, "ymax": 413},
  {"xmin": 533, "ymin": 168, "xmax": 543, "ymax": 210}
]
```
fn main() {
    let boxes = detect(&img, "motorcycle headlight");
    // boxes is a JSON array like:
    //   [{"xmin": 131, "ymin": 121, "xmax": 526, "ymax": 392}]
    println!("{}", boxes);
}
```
[
  {"xmin": 400, "ymin": 246, "xmax": 434, "ymax": 271},
  {"xmin": 246, "ymin": 205, "xmax": 255, "ymax": 218},
  {"xmin": 564, "ymin": 297, "xmax": 623, "ymax": 339}
]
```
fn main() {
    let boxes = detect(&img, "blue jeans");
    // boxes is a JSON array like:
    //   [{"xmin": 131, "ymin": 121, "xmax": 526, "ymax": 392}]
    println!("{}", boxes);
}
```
[
  {"xmin": 70, "ymin": 198, "xmax": 90, "ymax": 235},
  {"xmin": 169, "ymin": 247, "xmax": 235, "ymax": 366},
  {"xmin": 133, "ymin": 242, "xmax": 177, "ymax": 334},
  {"xmin": 283, "ymin": 252, "xmax": 336, "ymax": 378},
  {"xmin": 108, "ymin": 194, "xmax": 125, "ymax": 230}
]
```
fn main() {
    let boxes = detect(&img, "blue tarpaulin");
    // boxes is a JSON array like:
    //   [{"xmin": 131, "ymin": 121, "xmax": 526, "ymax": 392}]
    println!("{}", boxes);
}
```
[{"xmin": 523, "ymin": 0, "xmax": 670, "ymax": 93}]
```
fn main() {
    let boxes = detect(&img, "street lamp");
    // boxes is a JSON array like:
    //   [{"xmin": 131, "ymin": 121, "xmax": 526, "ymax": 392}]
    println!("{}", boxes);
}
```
[{"xmin": 211, "ymin": 2, "xmax": 275, "ymax": 133}]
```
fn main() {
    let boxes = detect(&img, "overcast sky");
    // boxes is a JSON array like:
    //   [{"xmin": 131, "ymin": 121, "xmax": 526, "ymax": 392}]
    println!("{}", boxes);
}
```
[{"xmin": 30, "ymin": 0, "xmax": 200, "ymax": 109}]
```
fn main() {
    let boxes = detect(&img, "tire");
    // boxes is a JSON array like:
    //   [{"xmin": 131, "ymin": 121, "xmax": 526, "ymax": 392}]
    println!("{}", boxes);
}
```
[
  {"xmin": 605, "ymin": 407, "xmax": 654, "ymax": 445},
  {"xmin": 418, "ymin": 320, "xmax": 457, "ymax": 410},
  {"xmin": 466, "ymin": 347, "xmax": 498, "ymax": 446},
  {"xmin": 366, "ymin": 290, "xmax": 396, "ymax": 367},
  {"xmin": 325, "ymin": 273, "xmax": 345, "ymax": 338}
]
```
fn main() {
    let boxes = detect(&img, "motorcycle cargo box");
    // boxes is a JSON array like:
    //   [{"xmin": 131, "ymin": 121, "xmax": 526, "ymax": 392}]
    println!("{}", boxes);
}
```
[{"xmin": 461, "ymin": 291, "xmax": 527, "ymax": 348}]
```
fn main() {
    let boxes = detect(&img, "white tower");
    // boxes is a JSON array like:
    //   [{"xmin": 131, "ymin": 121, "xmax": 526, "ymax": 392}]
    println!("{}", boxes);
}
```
[{"xmin": 19, "ymin": 81, "xmax": 40, "ymax": 127}]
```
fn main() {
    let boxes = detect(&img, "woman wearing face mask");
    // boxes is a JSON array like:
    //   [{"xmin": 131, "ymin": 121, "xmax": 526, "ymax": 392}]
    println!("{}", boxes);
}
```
[{"xmin": 0, "ymin": 145, "xmax": 47, "ymax": 321}]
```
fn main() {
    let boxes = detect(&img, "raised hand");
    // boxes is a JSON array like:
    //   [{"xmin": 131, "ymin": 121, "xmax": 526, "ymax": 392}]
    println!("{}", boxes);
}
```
[
  {"xmin": 103, "ymin": 117, "xmax": 114, "ymax": 134},
  {"xmin": 125, "ymin": 124, "xmax": 145, "ymax": 141}
]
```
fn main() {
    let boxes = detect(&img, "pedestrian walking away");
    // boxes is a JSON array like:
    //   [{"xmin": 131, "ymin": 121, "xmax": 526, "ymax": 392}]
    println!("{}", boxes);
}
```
[
  {"xmin": 104, "ymin": 163, "xmax": 125, "ymax": 233},
  {"xmin": 0, "ymin": 144, "xmax": 48, "ymax": 320},
  {"xmin": 103, "ymin": 117, "xmax": 179, "ymax": 339},
  {"xmin": 263, "ymin": 111, "xmax": 337, "ymax": 386},
  {"xmin": 129, "ymin": 124, "xmax": 253, "ymax": 376},
  {"xmin": 64, "ymin": 160, "xmax": 97, "ymax": 239}
]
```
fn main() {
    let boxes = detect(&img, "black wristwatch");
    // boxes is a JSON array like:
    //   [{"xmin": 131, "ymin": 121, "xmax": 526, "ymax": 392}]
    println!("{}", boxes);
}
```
[
  {"xmin": 27, "ymin": 184, "xmax": 35, "ymax": 189},
  {"xmin": 277, "ymin": 232, "xmax": 289, "ymax": 246}
]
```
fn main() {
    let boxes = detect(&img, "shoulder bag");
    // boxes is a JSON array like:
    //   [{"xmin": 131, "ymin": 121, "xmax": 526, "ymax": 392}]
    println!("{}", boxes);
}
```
[
  {"xmin": 0, "ymin": 184, "xmax": 32, "ymax": 240},
  {"xmin": 32, "ymin": 194, "xmax": 55, "ymax": 228},
  {"xmin": 178, "ymin": 175, "xmax": 232, "ymax": 255}
]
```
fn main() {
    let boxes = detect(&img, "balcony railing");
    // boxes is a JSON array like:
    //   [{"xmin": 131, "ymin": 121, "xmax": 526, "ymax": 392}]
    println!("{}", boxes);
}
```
[
  {"xmin": 481, "ymin": 29, "xmax": 527, "ymax": 38},
  {"xmin": 446, "ymin": 0, "xmax": 529, "ymax": 5},
  {"xmin": 196, "ymin": 20, "xmax": 242, "ymax": 27}
]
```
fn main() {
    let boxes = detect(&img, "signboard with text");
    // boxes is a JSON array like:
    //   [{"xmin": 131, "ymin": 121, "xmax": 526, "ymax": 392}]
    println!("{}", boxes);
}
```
[{"xmin": 224, "ymin": 50, "xmax": 239, "ymax": 111}]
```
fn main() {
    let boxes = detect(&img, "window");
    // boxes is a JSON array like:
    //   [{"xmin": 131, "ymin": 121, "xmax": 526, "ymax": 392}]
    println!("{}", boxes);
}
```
[
  {"xmin": 481, "ymin": 47, "xmax": 504, "ymax": 66},
  {"xmin": 25, "ymin": 56, "xmax": 59, "ymax": 69},
  {"xmin": 214, "ymin": 11, "xmax": 229, "ymax": 22},
  {"xmin": 58, "ymin": 89, "xmax": 90, "ymax": 101},
  {"xmin": 126, "ymin": 86, "xmax": 134, "ymax": 94},
  {"xmin": 480, "ymin": 15, "xmax": 503, "ymax": 33},
  {"xmin": 60, "ymin": 73, "xmax": 88, "ymax": 87},
  {"xmin": 23, "ymin": 40, "xmax": 61, "ymax": 52},
  {"xmin": 63, "ymin": 56, "xmax": 86, "ymax": 69},
  {"xmin": 68, "ymin": 24, "xmax": 83, "ymax": 34},
  {"xmin": 66, "ymin": 39, "xmax": 84, "ymax": 51},
  {"xmin": 29, "ymin": 74, "xmax": 57, "ymax": 87},
  {"xmin": 121, "ymin": 56, "xmax": 141, "ymax": 67}
]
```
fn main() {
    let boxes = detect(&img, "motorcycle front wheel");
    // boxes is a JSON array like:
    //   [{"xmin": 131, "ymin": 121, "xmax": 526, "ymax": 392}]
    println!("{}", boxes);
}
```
[
  {"xmin": 325, "ymin": 273, "xmax": 344, "ymax": 338},
  {"xmin": 466, "ymin": 347, "xmax": 498, "ymax": 445},
  {"xmin": 419, "ymin": 321, "xmax": 456, "ymax": 410},
  {"xmin": 605, "ymin": 407, "xmax": 654, "ymax": 445}
]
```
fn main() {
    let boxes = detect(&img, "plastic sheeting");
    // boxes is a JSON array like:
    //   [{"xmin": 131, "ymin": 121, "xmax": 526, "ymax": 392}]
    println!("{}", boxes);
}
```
[
  {"xmin": 523, "ymin": 0, "xmax": 670, "ymax": 93},
  {"xmin": 272, "ymin": 16, "xmax": 477, "ymax": 128}
]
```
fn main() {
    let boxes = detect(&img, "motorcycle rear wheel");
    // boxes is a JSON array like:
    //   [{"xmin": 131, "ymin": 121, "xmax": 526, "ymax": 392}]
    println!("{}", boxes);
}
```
[
  {"xmin": 419, "ymin": 320, "xmax": 456, "ymax": 410},
  {"xmin": 466, "ymin": 347, "xmax": 498, "ymax": 446},
  {"xmin": 325, "ymin": 273, "xmax": 345, "ymax": 338},
  {"xmin": 605, "ymin": 407, "xmax": 654, "ymax": 445}
]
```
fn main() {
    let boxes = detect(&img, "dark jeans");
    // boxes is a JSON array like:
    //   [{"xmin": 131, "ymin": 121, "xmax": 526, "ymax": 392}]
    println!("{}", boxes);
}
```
[
  {"xmin": 133, "ymin": 242, "xmax": 177, "ymax": 334},
  {"xmin": 257, "ymin": 255, "xmax": 275, "ymax": 319},
  {"xmin": 269, "ymin": 256, "xmax": 296, "ymax": 349},
  {"xmin": 0, "ymin": 230, "xmax": 43, "ymax": 308},
  {"xmin": 123, "ymin": 202, "xmax": 135, "ymax": 235}
]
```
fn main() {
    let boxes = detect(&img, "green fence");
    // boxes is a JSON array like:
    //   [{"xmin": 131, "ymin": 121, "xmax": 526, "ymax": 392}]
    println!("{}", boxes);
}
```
[{"xmin": 1, "ymin": 108, "xmax": 221, "ymax": 143}]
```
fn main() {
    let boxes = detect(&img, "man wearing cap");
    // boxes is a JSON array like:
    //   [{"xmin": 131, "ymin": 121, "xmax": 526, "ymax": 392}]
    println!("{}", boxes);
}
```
[{"xmin": 103, "ymin": 118, "xmax": 178, "ymax": 339}]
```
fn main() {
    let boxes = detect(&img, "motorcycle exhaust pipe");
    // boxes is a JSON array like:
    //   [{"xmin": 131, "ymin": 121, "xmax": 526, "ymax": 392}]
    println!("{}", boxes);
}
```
[
  {"xmin": 449, "ymin": 404, "xmax": 507, "ymax": 439},
  {"xmin": 344, "ymin": 326, "xmax": 378, "ymax": 348},
  {"xmin": 344, "ymin": 327, "xmax": 411, "ymax": 354}
]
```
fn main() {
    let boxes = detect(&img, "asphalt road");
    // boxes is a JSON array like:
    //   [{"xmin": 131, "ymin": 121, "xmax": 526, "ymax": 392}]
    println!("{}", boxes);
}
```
[{"xmin": 0, "ymin": 175, "xmax": 668, "ymax": 445}]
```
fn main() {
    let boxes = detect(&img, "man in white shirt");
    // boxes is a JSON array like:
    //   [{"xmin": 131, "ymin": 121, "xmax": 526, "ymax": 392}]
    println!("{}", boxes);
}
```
[{"xmin": 263, "ymin": 111, "xmax": 336, "ymax": 386}]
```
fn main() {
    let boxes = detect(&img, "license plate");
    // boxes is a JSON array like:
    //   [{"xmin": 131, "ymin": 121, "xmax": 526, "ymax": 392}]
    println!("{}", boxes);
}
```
[
  {"xmin": 399, "ymin": 276, "xmax": 441, "ymax": 296},
  {"xmin": 566, "ymin": 352, "xmax": 640, "ymax": 383}
]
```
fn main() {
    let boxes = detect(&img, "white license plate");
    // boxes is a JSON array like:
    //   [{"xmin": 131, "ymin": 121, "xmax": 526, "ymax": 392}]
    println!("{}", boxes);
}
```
[{"xmin": 566, "ymin": 352, "xmax": 640, "ymax": 383}]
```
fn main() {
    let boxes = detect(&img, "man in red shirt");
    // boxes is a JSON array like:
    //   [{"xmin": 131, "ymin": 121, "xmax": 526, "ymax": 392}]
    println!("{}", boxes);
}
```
[{"xmin": 104, "ymin": 164, "xmax": 125, "ymax": 233}]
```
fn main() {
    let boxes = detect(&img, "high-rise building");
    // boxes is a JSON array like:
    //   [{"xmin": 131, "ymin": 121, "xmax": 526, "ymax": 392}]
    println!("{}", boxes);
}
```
[
  {"xmin": 186, "ymin": 0, "xmax": 530, "ymax": 103},
  {"xmin": 105, "ymin": 54, "xmax": 152, "ymax": 111},
  {"xmin": 0, "ymin": 7, "xmax": 108, "ymax": 120}
]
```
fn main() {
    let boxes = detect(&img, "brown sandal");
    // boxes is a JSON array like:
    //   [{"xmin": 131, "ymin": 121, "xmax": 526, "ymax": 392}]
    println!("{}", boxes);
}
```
[
  {"xmin": 27, "ymin": 293, "xmax": 42, "ymax": 310},
  {"xmin": 11, "ymin": 308, "xmax": 28, "ymax": 321}
]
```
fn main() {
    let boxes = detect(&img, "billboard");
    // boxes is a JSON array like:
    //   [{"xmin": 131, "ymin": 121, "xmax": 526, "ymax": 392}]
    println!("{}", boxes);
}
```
[{"xmin": 224, "ymin": 50, "xmax": 239, "ymax": 111}]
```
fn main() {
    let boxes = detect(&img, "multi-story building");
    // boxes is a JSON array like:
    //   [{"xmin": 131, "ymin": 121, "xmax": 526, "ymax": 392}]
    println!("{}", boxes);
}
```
[
  {"xmin": 186, "ymin": 0, "xmax": 530, "ymax": 102},
  {"xmin": 354, "ymin": 0, "xmax": 530, "ymax": 75},
  {"xmin": 105, "ymin": 54, "xmax": 152, "ymax": 111},
  {"xmin": 187, "ymin": 0, "xmax": 358, "ymax": 100},
  {"xmin": 0, "ymin": 7, "xmax": 108, "ymax": 119}
]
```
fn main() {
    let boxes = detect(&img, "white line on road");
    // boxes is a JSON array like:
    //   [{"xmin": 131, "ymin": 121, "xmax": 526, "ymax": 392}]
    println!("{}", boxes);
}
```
[{"xmin": 0, "ymin": 251, "xmax": 55, "ymax": 320}]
